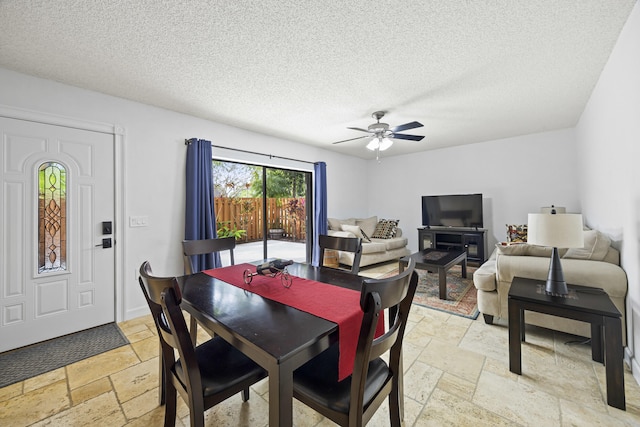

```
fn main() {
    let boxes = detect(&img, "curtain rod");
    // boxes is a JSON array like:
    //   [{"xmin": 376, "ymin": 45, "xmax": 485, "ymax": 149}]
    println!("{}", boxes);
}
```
[{"xmin": 185, "ymin": 139, "xmax": 316, "ymax": 165}]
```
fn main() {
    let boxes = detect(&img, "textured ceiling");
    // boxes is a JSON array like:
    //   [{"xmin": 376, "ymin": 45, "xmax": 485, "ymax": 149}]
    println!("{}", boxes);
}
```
[{"xmin": 0, "ymin": 1, "xmax": 635, "ymax": 159}]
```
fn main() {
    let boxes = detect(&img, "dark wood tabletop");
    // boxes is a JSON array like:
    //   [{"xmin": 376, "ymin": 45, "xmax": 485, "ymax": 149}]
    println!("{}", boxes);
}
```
[
  {"xmin": 400, "ymin": 248, "xmax": 467, "ymax": 269},
  {"xmin": 178, "ymin": 263, "xmax": 364, "ymax": 427},
  {"xmin": 508, "ymin": 277, "xmax": 621, "ymax": 318}
]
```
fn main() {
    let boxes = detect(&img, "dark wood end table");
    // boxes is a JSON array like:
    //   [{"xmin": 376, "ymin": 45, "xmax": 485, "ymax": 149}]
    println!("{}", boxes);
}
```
[
  {"xmin": 508, "ymin": 276, "xmax": 625, "ymax": 410},
  {"xmin": 399, "ymin": 249, "xmax": 467, "ymax": 300}
]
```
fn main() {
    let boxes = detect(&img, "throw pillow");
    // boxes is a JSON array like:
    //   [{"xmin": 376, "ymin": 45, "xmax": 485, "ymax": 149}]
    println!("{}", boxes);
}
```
[
  {"xmin": 341, "ymin": 224, "xmax": 371, "ymax": 242},
  {"xmin": 356, "ymin": 216, "xmax": 378, "ymax": 238},
  {"xmin": 327, "ymin": 218, "xmax": 342, "ymax": 231},
  {"xmin": 506, "ymin": 224, "xmax": 527, "ymax": 243},
  {"xmin": 328, "ymin": 217, "xmax": 356, "ymax": 231},
  {"xmin": 371, "ymin": 219, "xmax": 399, "ymax": 239},
  {"xmin": 563, "ymin": 229, "xmax": 611, "ymax": 261}
]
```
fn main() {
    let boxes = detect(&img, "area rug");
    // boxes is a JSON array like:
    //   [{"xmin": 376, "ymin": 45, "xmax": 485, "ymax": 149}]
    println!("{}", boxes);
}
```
[
  {"xmin": 413, "ymin": 265, "xmax": 479, "ymax": 319},
  {"xmin": 379, "ymin": 265, "xmax": 478, "ymax": 319},
  {"xmin": 0, "ymin": 323, "xmax": 129, "ymax": 388}
]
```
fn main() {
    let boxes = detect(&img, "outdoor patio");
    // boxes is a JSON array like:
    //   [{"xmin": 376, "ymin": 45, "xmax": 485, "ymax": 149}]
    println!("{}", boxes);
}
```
[{"xmin": 220, "ymin": 240, "xmax": 307, "ymax": 265}]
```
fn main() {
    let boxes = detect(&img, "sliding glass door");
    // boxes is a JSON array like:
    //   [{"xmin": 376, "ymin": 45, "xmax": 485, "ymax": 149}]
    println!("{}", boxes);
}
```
[{"xmin": 212, "ymin": 160, "xmax": 311, "ymax": 264}]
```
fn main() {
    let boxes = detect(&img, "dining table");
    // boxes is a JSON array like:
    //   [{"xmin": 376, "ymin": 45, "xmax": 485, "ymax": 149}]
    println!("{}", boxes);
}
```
[{"xmin": 177, "ymin": 262, "xmax": 368, "ymax": 427}]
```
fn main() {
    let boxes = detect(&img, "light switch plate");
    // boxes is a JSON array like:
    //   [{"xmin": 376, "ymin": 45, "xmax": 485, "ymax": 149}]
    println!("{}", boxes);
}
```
[{"xmin": 129, "ymin": 216, "xmax": 149, "ymax": 227}]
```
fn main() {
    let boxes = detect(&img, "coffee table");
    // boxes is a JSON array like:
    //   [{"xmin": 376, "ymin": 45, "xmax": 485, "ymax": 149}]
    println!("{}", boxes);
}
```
[
  {"xmin": 399, "ymin": 249, "xmax": 467, "ymax": 300},
  {"xmin": 508, "ymin": 276, "xmax": 625, "ymax": 410}
]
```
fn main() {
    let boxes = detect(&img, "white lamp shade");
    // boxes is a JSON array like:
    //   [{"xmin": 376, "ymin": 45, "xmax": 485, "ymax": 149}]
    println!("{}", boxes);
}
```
[
  {"xmin": 366, "ymin": 138, "xmax": 379, "ymax": 151},
  {"xmin": 527, "ymin": 213, "xmax": 584, "ymax": 248},
  {"xmin": 378, "ymin": 138, "xmax": 393, "ymax": 151}
]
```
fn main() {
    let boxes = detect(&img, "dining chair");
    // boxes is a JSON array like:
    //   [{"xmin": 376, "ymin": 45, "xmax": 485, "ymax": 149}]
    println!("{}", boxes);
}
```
[
  {"xmin": 182, "ymin": 237, "xmax": 236, "ymax": 275},
  {"xmin": 318, "ymin": 234, "xmax": 363, "ymax": 274},
  {"xmin": 292, "ymin": 258, "xmax": 418, "ymax": 427},
  {"xmin": 182, "ymin": 237, "xmax": 236, "ymax": 344},
  {"xmin": 138, "ymin": 261, "xmax": 267, "ymax": 426}
]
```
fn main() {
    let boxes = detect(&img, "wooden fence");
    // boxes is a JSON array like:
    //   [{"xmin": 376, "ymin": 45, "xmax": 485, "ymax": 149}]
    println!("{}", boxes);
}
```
[{"xmin": 214, "ymin": 197, "xmax": 307, "ymax": 242}]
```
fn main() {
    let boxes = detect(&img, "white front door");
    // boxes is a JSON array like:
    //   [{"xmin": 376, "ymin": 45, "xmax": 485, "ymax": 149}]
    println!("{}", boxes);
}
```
[{"xmin": 0, "ymin": 117, "xmax": 115, "ymax": 352}]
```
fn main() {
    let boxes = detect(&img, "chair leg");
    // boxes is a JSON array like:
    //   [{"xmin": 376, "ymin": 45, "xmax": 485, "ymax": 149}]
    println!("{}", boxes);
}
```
[
  {"xmin": 389, "ymin": 381, "xmax": 402, "ymax": 427},
  {"xmin": 158, "ymin": 341, "xmax": 165, "ymax": 405},
  {"xmin": 241, "ymin": 387, "xmax": 250, "ymax": 402},
  {"xmin": 163, "ymin": 382, "xmax": 177, "ymax": 427}
]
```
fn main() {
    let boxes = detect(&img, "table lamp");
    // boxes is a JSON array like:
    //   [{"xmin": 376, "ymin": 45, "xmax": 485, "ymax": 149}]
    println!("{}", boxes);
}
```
[{"xmin": 527, "ymin": 211, "xmax": 584, "ymax": 295}]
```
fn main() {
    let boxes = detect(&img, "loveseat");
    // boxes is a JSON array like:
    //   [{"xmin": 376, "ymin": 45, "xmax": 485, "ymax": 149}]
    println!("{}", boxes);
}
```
[
  {"xmin": 473, "ymin": 229, "xmax": 627, "ymax": 342},
  {"xmin": 327, "ymin": 216, "xmax": 411, "ymax": 268}
]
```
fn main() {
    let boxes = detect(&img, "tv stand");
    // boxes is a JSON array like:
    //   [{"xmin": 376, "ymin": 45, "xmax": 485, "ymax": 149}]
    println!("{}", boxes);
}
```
[{"xmin": 418, "ymin": 227, "xmax": 488, "ymax": 264}]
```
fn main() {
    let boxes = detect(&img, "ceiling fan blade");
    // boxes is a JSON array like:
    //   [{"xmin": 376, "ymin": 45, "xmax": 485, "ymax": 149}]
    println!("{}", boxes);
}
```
[
  {"xmin": 346, "ymin": 127, "xmax": 372, "ymax": 133},
  {"xmin": 391, "ymin": 133, "xmax": 424, "ymax": 141},
  {"xmin": 332, "ymin": 135, "xmax": 370, "ymax": 145},
  {"xmin": 391, "ymin": 121, "xmax": 423, "ymax": 132}
]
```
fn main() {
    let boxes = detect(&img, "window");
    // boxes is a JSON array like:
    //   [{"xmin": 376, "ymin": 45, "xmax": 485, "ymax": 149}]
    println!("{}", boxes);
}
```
[{"xmin": 38, "ymin": 162, "xmax": 67, "ymax": 273}]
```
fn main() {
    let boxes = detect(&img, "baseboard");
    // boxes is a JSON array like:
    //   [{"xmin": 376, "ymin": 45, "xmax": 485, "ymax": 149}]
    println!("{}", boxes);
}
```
[
  {"xmin": 125, "ymin": 306, "xmax": 150, "ymax": 322},
  {"xmin": 626, "ymin": 346, "xmax": 640, "ymax": 386}
]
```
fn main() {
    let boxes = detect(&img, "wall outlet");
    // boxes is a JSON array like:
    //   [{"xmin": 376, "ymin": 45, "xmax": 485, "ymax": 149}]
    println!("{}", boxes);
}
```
[{"xmin": 129, "ymin": 215, "xmax": 149, "ymax": 227}]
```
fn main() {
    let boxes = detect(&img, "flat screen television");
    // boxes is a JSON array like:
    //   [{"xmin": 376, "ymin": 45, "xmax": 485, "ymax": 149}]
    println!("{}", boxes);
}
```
[{"xmin": 421, "ymin": 193, "xmax": 483, "ymax": 228}]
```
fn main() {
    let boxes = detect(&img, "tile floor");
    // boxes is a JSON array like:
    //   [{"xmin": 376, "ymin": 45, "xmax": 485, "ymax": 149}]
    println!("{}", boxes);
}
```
[{"xmin": 2, "ymin": 263, "xmax": 640, "ymax": 426}]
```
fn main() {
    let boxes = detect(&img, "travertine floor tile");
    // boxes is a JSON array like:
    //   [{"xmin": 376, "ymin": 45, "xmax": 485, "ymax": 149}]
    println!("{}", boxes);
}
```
[
  {"xmin": 417, "ymin": 388, "xmax": 515, "ymax": 426},
  {"xmin": 32, "ymin": 391, "xmax": 125, "ymax": 426},
  {"xmin": 123, "ymin": 405, "xmax": 167, "ymax": 426},
  {"xmin": 0, "ymin": 381, "xmax": 22, "ymax": 402},
  {"xmin": 131, "ymin": 336, "xmax": 160, "ymax": 361},
  {"xmin": 560, "ymin": 398, "xmax": 627, "ymax": 427},
  {"xmin": 437, "ymin": 371, "xmax": 477, "ymax": 401},
  {"xmin": 403, "ymin": 360, "xmax": 442, "ymax": 403},
  {"xmin": 23, "ymin": 368, "xmax": 66, "ymax": 393},
  {"xmin": 459, "ymin": 318, "xmax": 510, "ymax": 363},
  {"xmin": 473, "ymin": 370, "xmax": 560, "ymax": 425},
  {"xmin": 419, "ymin": 338, "xmax": 485, "ymax": 383},
  {"xmin": 66, "ymin": 345, "xmax": 140, "ymax": 389},
  {"xmin": 111, "ymin": 358, "xmax": 159, "ymax": 404},
  {"xmin": 71, "ymin": 377, "xmax": 112, "ymax": 405},
  {"xmin": 121, "ymin": 388, "xmax": 160, "ymax": 420},
  {"xmin": 519, "ymin": 352, "xmax": 605, "ymax": 409},
  {"xmin": 0, "ymin": 380, "xmax": 69, "ymax": 426}
]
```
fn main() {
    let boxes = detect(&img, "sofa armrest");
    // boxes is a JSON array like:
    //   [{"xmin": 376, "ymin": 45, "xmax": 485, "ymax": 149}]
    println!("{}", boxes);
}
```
[{"xmin": 474, "ymin": 259, "xmax": 497, "ymax": 291}]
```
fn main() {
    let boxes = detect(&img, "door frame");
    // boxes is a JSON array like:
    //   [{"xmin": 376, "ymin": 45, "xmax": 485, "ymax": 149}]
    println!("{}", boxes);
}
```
[{"xmin": 0, "ymin": 104, "xmax": 126, "ymax": 322}]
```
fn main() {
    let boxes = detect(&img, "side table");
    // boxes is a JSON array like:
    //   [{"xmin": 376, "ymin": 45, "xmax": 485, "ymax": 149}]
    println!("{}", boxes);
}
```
[{"xmin": 508, "ymin": 276, "xmax": 625, "ymax": 410}]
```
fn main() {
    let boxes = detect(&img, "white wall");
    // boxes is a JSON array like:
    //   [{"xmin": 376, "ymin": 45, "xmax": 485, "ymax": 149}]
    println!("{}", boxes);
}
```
[
  {"xmin": 365, "ymin": 129, "xmax": 579, "ymax": 252},
  {"xmin": 575, "ymin": 1, "xmax": 640, "ymax": 379},
  {"xmin": 0, "ymin": 68, "xmax": 369, "ymax": 320}
]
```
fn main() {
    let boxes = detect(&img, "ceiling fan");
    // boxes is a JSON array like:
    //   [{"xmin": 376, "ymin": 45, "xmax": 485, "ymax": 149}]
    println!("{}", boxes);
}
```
[{"xmin": 333, "ymin": 111, "xmax": 425, "ymax": 154}]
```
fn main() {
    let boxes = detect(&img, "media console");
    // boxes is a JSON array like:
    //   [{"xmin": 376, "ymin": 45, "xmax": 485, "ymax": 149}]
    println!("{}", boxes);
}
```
[{"xmin": 418, "ymin": 227, "xmax": 488, "ymax": 264}]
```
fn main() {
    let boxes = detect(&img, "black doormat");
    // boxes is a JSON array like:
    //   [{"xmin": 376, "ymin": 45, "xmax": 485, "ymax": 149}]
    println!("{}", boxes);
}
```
[{"xmin": 0, "ymin": 323, "xmax": 129, "ymax": 388}]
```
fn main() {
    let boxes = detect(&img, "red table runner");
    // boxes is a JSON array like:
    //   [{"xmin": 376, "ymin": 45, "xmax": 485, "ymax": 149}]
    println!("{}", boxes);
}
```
[{"xmin": 203, "ymin": 263, "xmax": 372, "ymax": 381}]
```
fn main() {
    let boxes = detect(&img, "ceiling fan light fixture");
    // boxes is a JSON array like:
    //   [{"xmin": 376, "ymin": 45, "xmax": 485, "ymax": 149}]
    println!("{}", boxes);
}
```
[
  {"xmin": 366, "ymin": 138, "xmax": 379, "ymax": 151},
  {"xmin": 378, "ymin": 137, "xmax": 393, "ymax": 151}
]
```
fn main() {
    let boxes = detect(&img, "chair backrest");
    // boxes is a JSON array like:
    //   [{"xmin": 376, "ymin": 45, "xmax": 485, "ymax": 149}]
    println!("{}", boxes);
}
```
[
  {"xmin": 318, "ymin": 234, "xmax": 363, "ymax": 274},
  {"xmin": 182, "ymin": 237, "xmax": 236, "ymax": 275},
  {"xmin": 351, "ymin": 258, "xmax": 418, "ymax": 423},
  {"xmin": 138, "ymin": 261, "xmax": 203, "ymax": 399}
]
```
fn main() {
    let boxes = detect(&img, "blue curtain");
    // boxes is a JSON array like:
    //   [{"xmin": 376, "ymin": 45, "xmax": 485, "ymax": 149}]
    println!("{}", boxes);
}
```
[
  {"xmin": 185, "ymin": 138, "xmax": 221, "ymax": 271},
  {"xmin": 312, "ymin": 162, "xmax": 327, "ymax": 266}
]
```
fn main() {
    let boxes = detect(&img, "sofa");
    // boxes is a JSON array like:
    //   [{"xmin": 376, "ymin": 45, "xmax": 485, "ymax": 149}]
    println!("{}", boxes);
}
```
[
  {"xmin": 473, "ymin": 229, "xmax": 627, "ymax": 342},
  {"xmin": 327, "ymin": 216, "xmax": 411, "ymax": 268}
]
